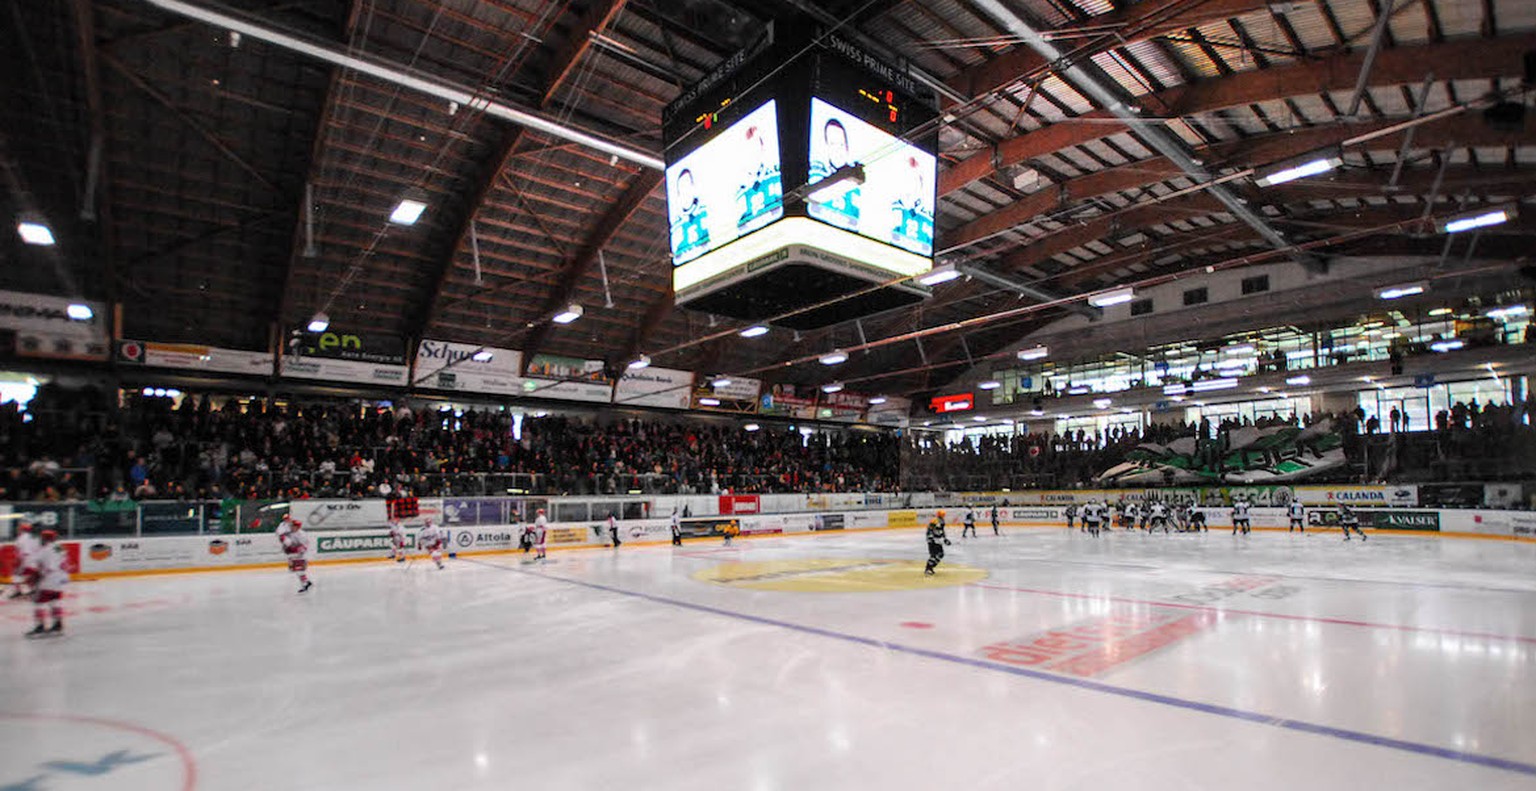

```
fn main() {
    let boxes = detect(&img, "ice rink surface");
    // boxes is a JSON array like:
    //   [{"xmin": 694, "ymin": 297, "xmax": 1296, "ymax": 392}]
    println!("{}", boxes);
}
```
[{"xmin": 4, "ymin": 525, "xmax": 1536, "ymax": 790}]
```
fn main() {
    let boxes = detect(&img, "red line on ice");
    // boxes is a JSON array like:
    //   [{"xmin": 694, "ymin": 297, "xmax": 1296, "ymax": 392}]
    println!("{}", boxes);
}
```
[{"xmin": 973, "ymin": 582, "xmax": 1536, "ymax": 645}]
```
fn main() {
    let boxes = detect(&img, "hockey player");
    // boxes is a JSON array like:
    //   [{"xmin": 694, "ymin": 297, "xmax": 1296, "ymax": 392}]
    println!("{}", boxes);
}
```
[
  {"xmin": 418, "ymin": 518, "xmax": 446, "ymax": 570},
  {"xmin": 1231, "ymin": 497, "xmax": 1252, "ymax": 536},
  {"xmin": 8, "ymin": 522, "xmax": 40, "ymax": 599},
  {"xmin": 923, "ymin": 517, "xmax": 951, "ymax": 576},
  {"xmin": 1065, "ymin": 503, "xmax": 1077, "ymax": 531},
  {"xmin": 1191, "ymin": 506, "xmax": 1208, "ymax": 533},
  {"xmin": 1149, "ymin": 501, "xmax": 1170, "ymax": 534},
  {"xmin": 388, "ymin": 518, "xmax": 408, "ymax": 563},
  {"xmin": 961, "ymin": 506, "xmax": 977, "ymax": 538},
  {"xmin": 1123, "ymin": 501, "xmax": 1140, "ymax": 532},
  {"xmin": 607, "ymin": 511, "xmax": 621, "ymax": 548},
  {"xmin": 23, "ymin": 529, "xmax": 68, "ymax": 637},
  {"xmin": 1340, "ymin": 505, "xmax": 1367, "ymax": 541},
  {"xmin": 532, "ymin": 508, "xmax": 549, "ymax": 561},
  {"xmin": 669, "ymin": 509, "xmax": 682, "ymax": 547},
  {"xmin": 721, "ymin": 520, "xmax": 739, "ymax": 546},
  {"xmin": 1288, "ymin": 500, "xmax": 1306, "ymax": 533},
  {"xmin": 990, "ymin": 504, "xmax": 1001, "ymax": 536},
  {"xmin": 1138, "ymin": 502, "xmax": 1151, "ymax": 532},
  {"xmin": 1082, "ymin": 500, "xmax": 1103, "ymax": 537},
  {"xmin": 275, "ymin": 516, "xmax": 313, "ymax": 594}
]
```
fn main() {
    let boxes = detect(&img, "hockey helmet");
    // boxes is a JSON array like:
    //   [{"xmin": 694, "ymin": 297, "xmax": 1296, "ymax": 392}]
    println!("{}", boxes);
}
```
[
  {"xmin": 17, "ymin": 522, "xmax": 33, "ymax": 532},
  {"xmin": 936, "ymin": 509, "xmax": 946, "ymax": 519},
  {"xmin": 39, "ymin": 529, "xmax": 58, "ymax": 542}
]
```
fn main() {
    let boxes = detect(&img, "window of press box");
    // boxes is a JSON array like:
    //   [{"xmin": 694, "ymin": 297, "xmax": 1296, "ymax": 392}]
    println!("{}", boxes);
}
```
[
  {"xmin": 1130, "ymin": 298, "xmax": 1154, "ymax": 316},
  {"xmin": 1241, "ymin": 275, "xmax": 1270, "ymax": 295},
  {"xmin": 1183, "ymin": 287, "xmax": 1208, "ymax": 306}
]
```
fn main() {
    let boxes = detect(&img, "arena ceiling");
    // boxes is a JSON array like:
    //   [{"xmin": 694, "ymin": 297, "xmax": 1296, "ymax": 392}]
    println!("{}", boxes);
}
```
[{"xmin": 2, "ymin": 0, "xmax": 1533, "ymax": 400}]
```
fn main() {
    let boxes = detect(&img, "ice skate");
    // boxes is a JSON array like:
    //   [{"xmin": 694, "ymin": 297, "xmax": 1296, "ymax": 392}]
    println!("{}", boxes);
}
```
[{"xmin": 298, "ymin": 580, "xmax": 313, "ymax": 593}]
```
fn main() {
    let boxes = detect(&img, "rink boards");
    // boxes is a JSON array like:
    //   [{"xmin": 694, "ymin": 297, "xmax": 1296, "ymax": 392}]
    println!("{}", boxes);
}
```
[{"xmin": 2, "ymin": 503, "xmax": 1532, "ymax": 580}]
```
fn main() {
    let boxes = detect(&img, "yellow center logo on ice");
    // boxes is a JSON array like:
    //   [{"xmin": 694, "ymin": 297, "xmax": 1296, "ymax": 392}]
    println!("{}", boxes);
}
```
[{"xmin": 693, "ymin": 558, "xmax": 986, "ymax": 592}]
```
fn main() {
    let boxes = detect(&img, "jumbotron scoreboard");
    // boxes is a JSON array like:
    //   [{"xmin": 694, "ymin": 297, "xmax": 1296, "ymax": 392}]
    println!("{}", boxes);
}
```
[{"xmin": 661, "ymin": 20, "xmax": 939, "ymax": 330}]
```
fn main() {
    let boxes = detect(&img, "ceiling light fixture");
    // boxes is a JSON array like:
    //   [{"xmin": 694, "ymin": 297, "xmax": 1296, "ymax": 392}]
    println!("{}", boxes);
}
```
[
  {"xmin": 819, "ymin": 349, "xmax": 848, "ymax": 366},
  {"xmin": 66, "ymin": 303, "xmax": 94, "ymax": 321},
  {"xmin": 1087, "ymin": 286, "xmax": 1135, "ymax": 307},
  {"xmin": 822, "ymin": 382, "xmax": 845, "ymax": 393},
  {"xmin": 1440, "ymin": 205, "xmax": 1515, "ymax": 234},
  {"xmin": 917, "ymin": 262, "xmax": 961, "ymax": 286},
  {"xmin": 738, "ymin": 325, "xmax": 769, "ymax": 338},
  {"xmin": 1017, "ymin": 344, "xmax": 1049, "ymax": 361},
  {"xmin": 389, "ymin": 190, "xmax": 429, "ymax": 225},
  {"xmin": 17, "ymin": 217, "xmax": 56, "ymax": 246},
  {"xmin": 978, "ymin": 380, "xmax": 1001, "ymax": 390},
  {"xmin": 1253, "ymin": 148, "xmax": 1343, "ymax": 187},
  {"xmin": 1429, "ymin": 339, "xmax": 1465, "ymax": 352},
  {"xmin": 743, "ymin": 423, "xmax": 760, "ymax": 432},
  {"xmin": 1285, "ymin": 375, "xmax": 1311, "ymax": 386},
  {"xmin": 306, "ymin": 312, "xmax": 330, "ymax": 332},
  {"xmin": 867, "ymin": 396, "xmax": 888, "ymax": 405},
  {"xmin": 551, "ymin": 304, "xmax": 583, "ymax": 324},
  {"xmin": 699, "ymin": 397, "xmax": 721, "ymax": 406},
  {"xmin": 627, "ymin": 354, "xmax": 651, "ymax": 370},
  {"xmin": 1376, "ymin": 282, "xmax": 1427, "ymax": 300},
  {"xmin": 711, "ymin": 377, "xmax": 733, "ymax": 388},
  {"xmin": 471, "ymin": 349, "xmax": 493, "ymax": 363},
  {"xmin": 805, "ymin": 164, "xmax": 866, "ymax": 204}
]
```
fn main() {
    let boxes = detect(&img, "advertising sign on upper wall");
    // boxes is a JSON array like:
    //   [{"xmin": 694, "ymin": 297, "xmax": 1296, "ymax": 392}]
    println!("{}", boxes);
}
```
[
  {"xmin": 414, "ymin": 340, "xmax": 524, "ymax": 396},
  {"xmin": 613, "ymin": 366, "xmax": 695, "ymax": 410},
  {"xmin": 523, "ymin": 354, "xmax": 613, "ymax": 403},
  {"xmin": 118, "ymin": 340, "xmax": 273, "ymax": 377},
  {"xmin": 280, "ymin": 329, "xmax": 409, "ymax": 385},
  {"xmin": 0, "ymin": 290, "xmax": 109, "ymax": 361}
]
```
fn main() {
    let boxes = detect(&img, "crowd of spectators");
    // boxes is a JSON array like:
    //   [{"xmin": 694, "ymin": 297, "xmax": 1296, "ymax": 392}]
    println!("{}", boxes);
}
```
[
  {"xmin": 0, "ymin": 386, "xmax": 899, "ymax": 503},
  {"xmin": 4, "ymin": 384, "xmax": 1530, "ymax": 504},
  {"xmin": 904, "ymin": 403, "xmax": 1535, "ymax": 489}
]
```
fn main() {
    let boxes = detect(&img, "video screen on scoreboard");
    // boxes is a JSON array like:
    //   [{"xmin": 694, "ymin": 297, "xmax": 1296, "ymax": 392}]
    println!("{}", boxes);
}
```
[
  {"xmin": 666, "ymin": 99, "xmax": 783, "ymax": 266},
  {"xmin": 807, "ymin": 97, "xmax": 936, "ymax": 258}
]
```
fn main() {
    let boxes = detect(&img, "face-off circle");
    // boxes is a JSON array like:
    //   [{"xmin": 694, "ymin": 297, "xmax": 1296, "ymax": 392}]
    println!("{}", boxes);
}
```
[{"xmin": 0, "ymin": 713, "xmax": 196, "ymax": 790}]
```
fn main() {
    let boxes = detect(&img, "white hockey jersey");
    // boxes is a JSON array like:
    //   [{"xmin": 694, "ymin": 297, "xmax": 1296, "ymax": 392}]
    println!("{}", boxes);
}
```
[
  {"xmin": 14, "ymin": 530, "xmax": 41, "ymax": 563},
  {"xmin": 276, "ymin": 522, "xmax": 309, "ymax": 556},
  {"xmin": 419, "ymin": 523, "xmax": 445, "ymax": 551},
  {"xmin": 25, "ymin": 544, "xmax": 70, "ymax": 590}
]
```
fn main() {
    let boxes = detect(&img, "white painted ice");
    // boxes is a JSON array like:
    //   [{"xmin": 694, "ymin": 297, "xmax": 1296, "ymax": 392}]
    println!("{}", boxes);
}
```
[{"xmin": 3, "ymin": 526, "xmax": 1535, "ymax": 790}]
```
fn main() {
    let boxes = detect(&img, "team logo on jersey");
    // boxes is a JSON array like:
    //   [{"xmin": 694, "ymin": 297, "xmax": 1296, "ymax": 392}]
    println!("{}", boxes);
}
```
[
  {"xmin": 89, "ymin": 543, "xmax": 112, "ymax": 561},
  {"xmin": 207, "ymin": 540, "xmax": 229, "ymax": 555}
]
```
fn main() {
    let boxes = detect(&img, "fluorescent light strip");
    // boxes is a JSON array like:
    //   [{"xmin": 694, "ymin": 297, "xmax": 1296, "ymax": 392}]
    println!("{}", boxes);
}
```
[
  {"xmin": 978, "ymin": 380, "xmax": 1001, "ymax": 390},
  {"xmin": 1443, "ymin": 209, "xmax": 1511, "ymax": 234},
  {"xmin": 1285, "ymin": 375, "xmax": 1311, "ymax": 386},
  {"xmin": 1017, "ymin": 345, "xmax": 1049, "ymax": 361},
  {"xmin": 1254, "ymin": 155, "xmax": 1340, "ymax": 187},
  {"xmin": 1088, "ymin": 286, "xmax": 1135, "ymax": 307},
  {"xmin": 738, "ymin": 325, "xmax": 769, "ymax": 338}
]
